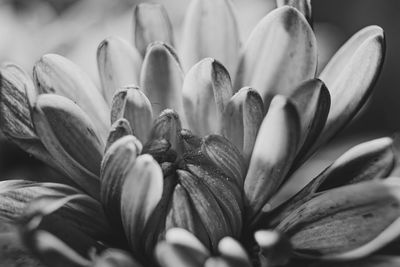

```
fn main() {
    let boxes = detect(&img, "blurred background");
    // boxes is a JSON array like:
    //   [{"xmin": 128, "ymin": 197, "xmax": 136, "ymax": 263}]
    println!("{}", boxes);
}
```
[{"xmin": 0, "ymin": 0, "xmax": 399, "ymax": 265}]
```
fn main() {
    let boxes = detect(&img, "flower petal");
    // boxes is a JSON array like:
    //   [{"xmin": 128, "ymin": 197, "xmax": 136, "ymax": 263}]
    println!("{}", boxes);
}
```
[
  {"xmin": 33, "ymin": 54, "xmax": 110, "ymax": 138},
  {"xmin": 23, "ymin": 230, "xmax": 91, "ymax": 267},
  {"xmin": 156, "ymin": 228, "xmax": 209, "ymax": 267},
  {"xmin": 111, "ymin": 86, "xmax": 153, "ymax": 143},
  {"xmin": 201, "ymin": 134, "xmax": 245, "ymax": 187},
  {"xmin": 218, "ymin": 237, "xmax": 252, "ymax": 267},
  {"xmin": 244, "ymin": 96, "xmax": 300, "ymax": 220},
  {"xmin": 105, "ymin": 118, "xmax": 133, "ymax": 152},
  {"xmin": 276, "ymin": 0, "xmax": 312, "ymax": 25},
  {"xmin": 254, "ymin": 230, "xmax": 292, "ymax": 267},
  {"xmin": 178, "ymin": 169, "xmax": 231, "ymax": 250},
  {"xmin": 277, "ymin": 178, "xmax": 400, "ymax": 260},
  {"xmin": 165, "ymin": 184, "xmax": 211, "ymax": 249},
  {"xmin": 97, "ymin": 36, "xmax": 142, "ymax": 105},
  {"xmin": 133, "ymin": 3, "xmax": 174, "ymax": 57},
  {"xmin": 101, "ymin": 135, "xmax": 142, "ymax": 229},
  {"xmin": 180, "ymin": 0, "xmax": 240, "ymax": 76},
  {"xmin": 120, "ymin": 154, "xmax": 163, "ymax": 254},
  {"xmin": 183, "ymin": 58, "xmax": 233, "ymax": 136},
  {"xmin": 221, "ymin": 87, "xmax": 264, "ymax": 164},
  {"xmin": 289, "ymin": 79, "xmax": 331, "ymax": 168},
  {"xmin": 314, "ymin": 26, "xmax": 385, "ymax": 151},
  {"xmin": 266, "ymin": 137, "xmax": 395, "ymax": 228},
  {"xmin": 22, "ymin": 195, "xmax": 115, "ymax": 257},
  {"xmin": 313, "ymin": 256, "xmax": 400, "ymax": 267},
  {"xmin": 150, "ymin": 109, "xmax": 183, "ymax": 154},
  {"xmin": 234, "ymin": 6, "xmax": 317, "ymax": 108},
  {"xmin": 187, "ymin": 164, "xmax": 243, "ymax": 238},
  {"xmin": 140, "ymin": 42, "xmax": 184, "ymax": 119},
  {"xmin": 93, "ymin": 249, "xmax": 142, "ymax": 267},
  {"xmin": 33, "ymin": 94, "xmax": 103, "ymax": 199},
  {"xmin": 0, "ymin": 64, "xmax": 61, "ymax": 171}
]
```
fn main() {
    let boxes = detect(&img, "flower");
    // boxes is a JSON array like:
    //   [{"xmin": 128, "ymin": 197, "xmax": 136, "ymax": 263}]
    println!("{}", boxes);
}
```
[{"xmin": 0, "ymin": 0, "xmax": 399, "ymax": 267}]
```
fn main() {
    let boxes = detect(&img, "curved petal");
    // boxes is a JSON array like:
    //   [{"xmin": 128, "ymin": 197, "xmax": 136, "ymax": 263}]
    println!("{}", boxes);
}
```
[
  {"xmin": 234, "ymin": 6, "xmax": 317, "ymax": 109},
  {"xmin": 111, "ymin": 86, "xmax": 153, "ymax": 143},
  {"xmin": 221, "ymin": 87, "xmax": 264, "ymax": 164},
  {"xmin": 313, "ymin": 26, "xmax": 385, "ymax": 152},
  {"xmin": 93, "ymin": 249, "xmax": 142, "ymax": 267},
  {"xmin": 101, "ymin": 135, "xmax": 142, "ymax": 229},
  {"xmin": 266, "ymin": 137, "xmax": 395, "ymax": 228},
  {"xmin": 276, "ymin": 0, "xmax": 312, "ymax": 25},
  {"xmin": 218, "ymin": 237, "xmax": 252, "ymax": 267},
  {"xmin": 277, "ymin": 178, "xmax": 400, "ymax": 260},
  {"xmin": 133, "ymin": 3, "xmax": 174, "ymax": 57},
  {"xmin": 244, "ymin": 96, "xmax": 300, "ymax": 220},
  {"xmin": 105, "ymin": 118, "xmax": 133, "ymax": 152},
  {"xmin": 120, "ymin": 154, "xmax": 163, "ymax": 254},
  {"xmin": 33, "ymin": 54, "xmax": 110, "ymax": 138},
  {"xmin": 97, "ymin": 36, "xmax": 142, "ymax": 105},
  {"xmin": 33, "ymin": 94, "xmax": 103, "ymax": 199},
  {"xmin": 180, "ymin": 0, "xmax": 240, "ymax": 76},
  {"xmin": 254, "ymin": 230, "xmax": 292, "ymax": 267},
  {"xmin": 140, "ymin": 42, "xmax": 184, "ymax": 119},
  {"xmin": 183, "ymin": 58, "xmax": 233, "ymax": 136}
]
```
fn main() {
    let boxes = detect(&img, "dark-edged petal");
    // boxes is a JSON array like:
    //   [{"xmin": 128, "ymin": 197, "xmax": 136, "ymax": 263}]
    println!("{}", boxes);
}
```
[
  {"xmin": 221, "ymin": 87, "xmax": 264, "ymax": 164},
  {"xmin": 244, "ymin": 96, "xmax": 300, "ymax": 220},
  {"xmin": 266, "ymin": 137, "xmax": 395, "ymax": 228},
  {"xmin": 111, "ymin": 86, "xmax": 153, "ymax": 143},
  {"xmin": 276, "ymin": 0, "xmax": 312, "ymax": 25},
  {"xmin": 234, "ymin": 6, "xmax": 317, "ymax": 109},
  {"xmin": 311, "ymin": 26, "xmax": 385, "ymax": 153},
  {"xmin": 289, "ymin": 79, "xmax": 331, "ymax": 169},
  {"xmin": 180, "ymin": 0, "xmax": 240, "ymax": 76},
  {"xmin": 33, "ymin": 54, "xmax": 110, "ymax": 138},
  {"xmin": 133, "ymin": 3, "xmax": 174, "ymax": 57},
  {"xmin": 97, "ymin": 36, "xmax": 142, "ymax": 105},
  {"xmin": 183, "ymin": 58, "xmax": 233, "ymax": 136},
  {"xmin": 33, "ymin": 94, "xmax": 103, "ymax": 199},
  {"xmin": 277, "ymin": 178, "xmax": 400, "ymax": 260},
  {"xmin": 105, "ymin": 118, "xmax": 133, "ymax": 152}
]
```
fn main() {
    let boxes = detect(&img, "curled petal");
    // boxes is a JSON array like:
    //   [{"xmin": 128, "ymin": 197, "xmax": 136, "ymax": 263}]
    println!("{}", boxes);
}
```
[
  {"xmin": 244, "ymin": 96, "xmax": 300, "ymax": 220},
  {"xmin": 221, "ymin": 87, "xmax": 264, "ymax": 164},
  {"xmin": 105, "ymin": 118, "xmax": 133, "ymax": 152},
  {"xmin": 277, "ymin": 178, "xmax": 400, "ymax": 260},
  {"xmin": 183, "ymin": 58, "xmax": 233, "ymax": 136},
  {"xmin": 234, "ymin": 6, "xmax": 317, "ymax": 108},
  {"xmin": 150, "ymin": 109, "xmax": 183, "ymax": 154},
  {"xmin": 180, "ymin": 0, "xmax": 240, "ymax": 75},
  {"xmin": 33, "ymin": 54, "xmax": 110, "ymax": 138},
  {"xmin": 97, "ymin": 36, "xmax": 142, "ymax": 105},
  {"xmin": 133, "ymin": 3, "xmax": 174, "ymax": 57},
  {"xmin": 33, "ymin": 94, "xmax": 104, "ymax": 199},
  {"xmin": 111, "ymin": 86, "xmax": 153, "ymax": 143},
  {"xmin": 313, "ymin": 26, "xmax": 385, "ymax": 152},
  {"xmin": 121, "ymin": 154, "xmax": 163, "ymax": 254},
  {"xmin": 140, "ymin": 42, "xmax": 184, "ymax": 119}
]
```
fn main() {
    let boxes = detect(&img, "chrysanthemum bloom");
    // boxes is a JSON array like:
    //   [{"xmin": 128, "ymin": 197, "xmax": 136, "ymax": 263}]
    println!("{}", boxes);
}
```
[{"xmin": 0, "ymin": 0, "xmax": 399, "ymax": 266}]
